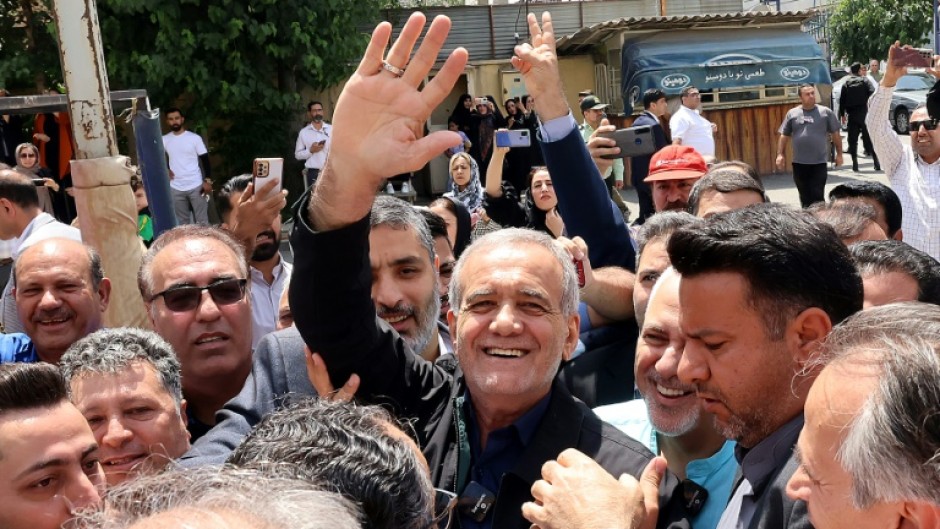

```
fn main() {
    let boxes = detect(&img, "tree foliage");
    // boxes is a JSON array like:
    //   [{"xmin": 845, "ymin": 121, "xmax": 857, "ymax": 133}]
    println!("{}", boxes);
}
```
[
  {"xmin": 829, "ymin": 0, "xmax": 932, "ymax": 64},
  {"xmin": 2, "ymin": 0, "xmax": 385, "ymax": 177}
]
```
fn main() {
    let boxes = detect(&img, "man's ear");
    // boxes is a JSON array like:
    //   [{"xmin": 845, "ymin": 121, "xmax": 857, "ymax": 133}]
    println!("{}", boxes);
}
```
[
  {"xmin": 894, "ymin": 228, "xmax": 904, "ymax": 241},
  {"xmin": 561, "ymin": 312, "xmax": 580, "ymax": 362},
  {"xmin": 446, "ymin": 309, "xmax": 458, "ymax": 350},
  {"xmin": 899, "ymin": 500, "xmax": 940, "ymax": 529},
  {"xmin": 97, "ymin": 277, "xmax": 112, "ymax": 311},
  {"xmin": 787, "ymin": 306, "xmax": 832, "ymax": 367}
]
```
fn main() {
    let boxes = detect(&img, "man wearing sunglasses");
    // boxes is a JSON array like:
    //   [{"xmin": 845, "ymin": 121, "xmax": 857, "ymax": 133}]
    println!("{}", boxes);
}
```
[
  {"xmin": 139, "ymin": 225, "xmax": 253, "ymax": 441},
  {"xmin": 866, "ymin": 42, "xmax": 940, "ymax": 261}
]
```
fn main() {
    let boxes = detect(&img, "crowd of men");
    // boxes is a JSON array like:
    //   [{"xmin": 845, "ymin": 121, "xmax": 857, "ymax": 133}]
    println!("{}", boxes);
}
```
[{"xmin": 0, "ymin": 12, "xmax": 939, "ymax": 529}]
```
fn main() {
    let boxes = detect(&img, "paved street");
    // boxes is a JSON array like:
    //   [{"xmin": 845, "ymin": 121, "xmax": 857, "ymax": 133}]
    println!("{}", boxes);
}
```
[{"xmin": 617, "ymin": 134, "xmax": 901, "ymax": 213}]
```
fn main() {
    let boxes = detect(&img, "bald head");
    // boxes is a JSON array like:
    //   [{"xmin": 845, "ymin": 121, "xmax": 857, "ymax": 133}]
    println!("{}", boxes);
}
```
[{"xmin": 14, "ymin": 239, "xmax": 110, "ymax": 363}]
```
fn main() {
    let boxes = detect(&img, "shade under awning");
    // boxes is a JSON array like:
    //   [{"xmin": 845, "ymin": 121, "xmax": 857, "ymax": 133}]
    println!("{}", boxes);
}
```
[{"xmin": 621, "ymin": 27, "xmax": 830, "ymax": 107}]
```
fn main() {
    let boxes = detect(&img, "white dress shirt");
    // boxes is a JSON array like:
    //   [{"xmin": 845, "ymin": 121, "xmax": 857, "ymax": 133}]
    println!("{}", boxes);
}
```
[
  {"xmin": 670, "ymin": 105, "xmax": 715, "ymax": 157},
  {"xmin": 866, "ymin": 86, "xmax": 940, "ymax": 260},
  {"xmin": 294, "ymin": 122, "xmax": 332, "ymax": 170},
  {"xmin": 250, "ymin": 258, "xmax": 293, "ymax": 349}
]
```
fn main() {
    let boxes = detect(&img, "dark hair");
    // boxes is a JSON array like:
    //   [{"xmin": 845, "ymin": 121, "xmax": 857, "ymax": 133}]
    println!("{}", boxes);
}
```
[
  {"xmin": 829, "ymin": 181, "xmax": 902, "ymax": 237},
  {"xmin": 667, "ymin": 203, "xmax": 863, "ymax": 338},
  {"xmin": 165, "ymin": 107, "xmax": 182, "ymax": 117},
  {"xmin": 0, "ymin": 363, "xmax": 68, "ymax": 416},
  {"xmin": 850, "ymin": 240, "xmax": 940, "ymax": 305},
  {"xmin": 680, "ymin": 86, "xmax": 699, "ymax": 97},
  {"xmin": 634, "ymin": 211, "xmax": 702, "ymax": 270},
  {"xmin": 687, "ymin": 169, "xmax": 766, "ymax": 215},
  {"xmin": 642, "ymin": 89, "xmax": 666, "ymax": 109},
  {"xmin": 0, "ymin": 169, "xmax": 40, "ymax": 208},
  {"xmin": 307, "ymin": 101, "xmax": 323, "ymax": 111},
  {"xmin": 419, "ymin": 208, "xmax": 449, "ymax": 243},
  {"xmin": 428, "ymin": 196, "xmax": 471, "ymax": 258},
  {"xmin": 217, "ymin": 173, "xmax": 252, "ymax": 223},
  {"xmin": 229, "ymin": 399, "xmax": 434, "ymax": 529},
  {"xmin": 798, "ymin": 83, "xmax": 815, "ymax": 95},
  {"xmin": 807, "ymin": 201, "xmax": 881, "ymax": 243},
  {"xmin": 850, "ymin": 62, "xmax": 863, "ymax": 75}
]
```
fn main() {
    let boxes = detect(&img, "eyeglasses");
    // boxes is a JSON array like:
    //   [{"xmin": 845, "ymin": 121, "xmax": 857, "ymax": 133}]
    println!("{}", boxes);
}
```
[
  {"xmin": 910, "ymin": 119, "xmax": 940, "ymax": 131},
  {"xmin": 151, "ymin": 278, "xmax": 248, "ymax": 312},
  {"xmin": 432, "ymin": 488, "xmax": 458, "ymax": 529},
  {"xmin": 19, "ymin": 153, "xmax": 36, "ymax": 159}
]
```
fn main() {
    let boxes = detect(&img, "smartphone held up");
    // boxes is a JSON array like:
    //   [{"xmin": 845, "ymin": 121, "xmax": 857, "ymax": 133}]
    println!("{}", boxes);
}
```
[
  {"xmin": 892, "ymin": 47, "xmax": 933, "ymax": 68},
  {"xmin": 495, "ymin": 129, "xmax": 532, "ymax": 148},
  {"xmin": 252, "ymin": 158, "xmax": 283, "ymax": 199}
]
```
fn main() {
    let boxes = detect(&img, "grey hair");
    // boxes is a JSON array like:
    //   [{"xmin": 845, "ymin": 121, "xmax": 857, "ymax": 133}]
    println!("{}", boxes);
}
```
[
  {"xmin": 807, "ymin": 201, "xmax": 880, "ymax": 242},
  {"xmin": 229, "ymin": 398, "xmax": 434, "ymax": 529},
  {"xmin": 138, "ymin": 224, "xmax": 248, "ymax": 299},
  {"xmin": 633, "ymin": 211, "xmax": 703, "ymax": 270},
  {"xmin": 810, "ymin": 302, "xmax": 940, "ymax": 508},
  {"xmin": 70, "ymin": 466, "xmax": 361, "ymax": 529},
  {"xmin": 371, "ymin": 195, "xmax": 435, "ymax": 263},
  {"xmin": 450, "ymin": 228, "xmax": 578, "ymax": 316},
  {"xmin": 59, "ymin": 327, "xmax": 183, "ymax": 405}
]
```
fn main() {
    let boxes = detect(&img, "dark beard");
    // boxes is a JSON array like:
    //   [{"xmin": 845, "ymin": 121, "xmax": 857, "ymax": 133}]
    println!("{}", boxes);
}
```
[
  {"xmin": 251, "ymin": 231, "xmax": 280, "ymax": 262},
  {"xmin": 312, "ymin": 115, "xmax": 324, "ymax": 123},
  {"xmin": 169, "ymin": 124, "xmax": 182, "ymax": 132}
]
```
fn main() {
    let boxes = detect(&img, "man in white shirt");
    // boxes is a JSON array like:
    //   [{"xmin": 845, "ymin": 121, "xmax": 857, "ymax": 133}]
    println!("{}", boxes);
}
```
[
  {"xmin": 669, "ymin": 86, "xmax": 717, "ymax": 158},
  {"xmin": 294, "ymin": 101, "xmax": 332, "ymax": 188},
  {"xmin": 163, "ymin": 107, "xmax": 211, "ymax": 225},
  {"xmin": 218, "ymin": 174, "xmax": 292, "ymax": 348},
  {"xmin": 866, "ymin": 43, "xmax": 940, "ymax": 260},
  {"xmin": 0, "ymin": 169, "xmax": 81, "ymax": 333}
]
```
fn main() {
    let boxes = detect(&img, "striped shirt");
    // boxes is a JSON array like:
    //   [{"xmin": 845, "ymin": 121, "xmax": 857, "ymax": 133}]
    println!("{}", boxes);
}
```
[{"xmin": 866, "ymin": 86, "xmax": 940, "ymax": 260}]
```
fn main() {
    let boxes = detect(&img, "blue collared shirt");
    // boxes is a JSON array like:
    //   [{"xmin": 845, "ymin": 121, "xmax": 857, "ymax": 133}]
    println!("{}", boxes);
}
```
[
  {"xmin": 0, "ymin": 333, "xmax": 37, "ymax": 364},
  {"xmin": 461, "ymin": 391, "xmax": 551, "ymax": 529}
]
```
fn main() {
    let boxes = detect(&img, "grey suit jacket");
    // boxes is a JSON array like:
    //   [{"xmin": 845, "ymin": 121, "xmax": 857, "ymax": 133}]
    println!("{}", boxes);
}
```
[{"xmin": 180, "ymin": 326, "xmax": 315, "ymax": 466}]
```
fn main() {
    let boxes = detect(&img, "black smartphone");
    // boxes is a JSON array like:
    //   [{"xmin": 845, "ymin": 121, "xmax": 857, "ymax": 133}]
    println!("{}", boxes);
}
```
[{"xmin": 597, "ymin": 125, "xmax": 656, "ymax": 159}]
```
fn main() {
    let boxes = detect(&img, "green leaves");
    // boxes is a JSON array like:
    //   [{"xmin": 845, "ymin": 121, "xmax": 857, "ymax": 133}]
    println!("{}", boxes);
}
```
[{"xmin": 830, "ymin": 0, "xmax": 932, "ymax": 63}]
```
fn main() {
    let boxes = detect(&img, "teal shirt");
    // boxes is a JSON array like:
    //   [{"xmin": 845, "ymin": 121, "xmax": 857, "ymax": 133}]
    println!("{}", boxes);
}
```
[{"xmin": 595, "ymin": 399, "xmax": 737, "ymax": 529}]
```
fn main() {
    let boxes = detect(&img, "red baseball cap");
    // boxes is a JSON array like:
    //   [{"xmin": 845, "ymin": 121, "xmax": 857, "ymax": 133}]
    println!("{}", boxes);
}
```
[{"xmin": 645, "ymin": 145, "xmax": 707, "ymax": 182}]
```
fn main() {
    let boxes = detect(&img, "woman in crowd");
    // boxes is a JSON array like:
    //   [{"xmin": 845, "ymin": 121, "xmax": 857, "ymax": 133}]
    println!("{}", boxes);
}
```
[
  {"xmin": 428, "ymin": 196, "xmax": 472, "ymax": 259},
  {"xmin": 13, "ymin": 143, "xmax": 59, "ymax": 217},
  {"xmin": 443, "ymin": 152, "xmax": 483, "ymax": 215},
  {"xmin": 448, "ymin": 94, "xmax": 475, "ymax": 139},
  {"xmin": 483, "ymin": 142, "xmax": 564, "ymax": 238}
]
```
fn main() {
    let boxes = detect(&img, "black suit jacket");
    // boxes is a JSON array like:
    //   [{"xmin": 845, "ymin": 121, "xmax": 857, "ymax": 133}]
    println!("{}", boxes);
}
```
[
  {"xmin": 289, "ymin": 208, "xmax": 689, "ymax": 529},
  {"xmin": 630, "ymin": 111, "xmax": 669, "ymax": 187}
]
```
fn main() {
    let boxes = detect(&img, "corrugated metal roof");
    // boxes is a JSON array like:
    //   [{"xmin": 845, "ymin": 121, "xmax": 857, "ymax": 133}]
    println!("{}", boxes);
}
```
[
  {"xmin": 378, "ymin": 0, "xmax": 751, "ymax": 64},
  {"xmin": 556, "ymin": 10, "xmax": 819, "ymax": 54}
]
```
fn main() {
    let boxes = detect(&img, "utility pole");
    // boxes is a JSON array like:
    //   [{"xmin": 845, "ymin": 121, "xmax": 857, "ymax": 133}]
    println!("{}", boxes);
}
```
[{"xmin": 51, "ymin": 0, "xmax": 150, "ymax": 329}]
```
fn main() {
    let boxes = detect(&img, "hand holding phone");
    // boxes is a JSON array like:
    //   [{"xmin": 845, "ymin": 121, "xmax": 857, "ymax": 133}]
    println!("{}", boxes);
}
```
[
  {"xmin": 252, "ymin": 158, "xmax": 283, "ymax": 199},
  {"xmin": 597, "ymin": 126, "xmax": 656, "ymax": 159},
  {"xmin": 892, "ymin": 47, "xmax": 931, "ymax": 68},
  {"xmin": 495, "ymin": 129, "xmax": 531, "ymax": 148}
]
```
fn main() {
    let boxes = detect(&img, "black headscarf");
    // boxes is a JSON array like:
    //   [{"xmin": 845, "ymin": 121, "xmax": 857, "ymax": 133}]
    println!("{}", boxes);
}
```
[{"xmin": 443, "ymin": 196, "xmax": 472, "ymax": 258}]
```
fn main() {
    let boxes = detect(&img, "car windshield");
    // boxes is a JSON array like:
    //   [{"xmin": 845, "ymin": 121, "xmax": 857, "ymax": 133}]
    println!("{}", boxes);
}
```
[{"xmin": 896, "ymin": 75, "xmax": 934, "ymax": 91}]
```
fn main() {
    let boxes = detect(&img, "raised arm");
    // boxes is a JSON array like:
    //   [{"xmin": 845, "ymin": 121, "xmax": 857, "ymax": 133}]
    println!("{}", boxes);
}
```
[
  {"xmin": 867, "ymin": 42, "xmax": 915, "ymax": 177},
  {"xmin": 511, "ymin": 13, "xmax": 635, "ymax": 270}
]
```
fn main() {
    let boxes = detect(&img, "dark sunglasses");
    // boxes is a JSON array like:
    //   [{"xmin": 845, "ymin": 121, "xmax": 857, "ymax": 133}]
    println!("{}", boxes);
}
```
[
  {"xmin": 151, "ymin": 278, "xmax": 248, "ymax": 312},
  {"xmin": 910, "ymin": 119, "xmax": 940, "ymax": 131},
  {"xmin": 19, "ymin": 153, "xmax": 36, "ymax": 158}
]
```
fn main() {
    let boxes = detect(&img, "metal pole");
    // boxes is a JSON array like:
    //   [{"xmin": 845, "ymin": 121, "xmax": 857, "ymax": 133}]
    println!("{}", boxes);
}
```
[
  {"xmin": 51, "ymin": 0, "xmax": 118, "ymax": 158},
  {"xmin": 51, "ymin": 0, "xmax": 150, "ymax": 329},
  {"xmin": 133, "ymin": 107, "xmax": 178, "ymax": 238},
  {"xmin": 935, "ymin": 0, "xmax": 940, "ymax": 55}
]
